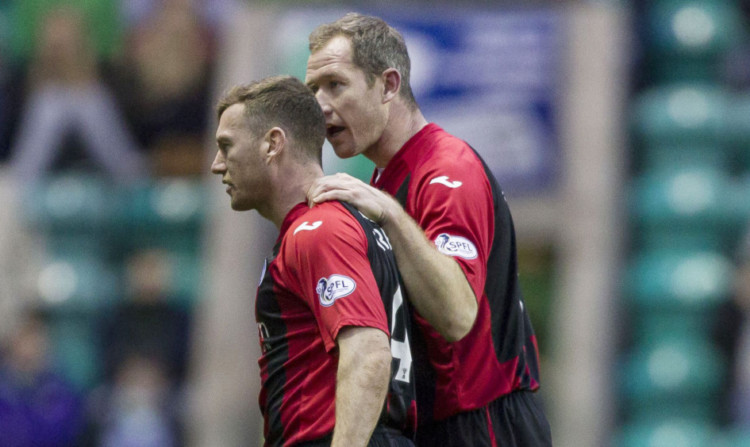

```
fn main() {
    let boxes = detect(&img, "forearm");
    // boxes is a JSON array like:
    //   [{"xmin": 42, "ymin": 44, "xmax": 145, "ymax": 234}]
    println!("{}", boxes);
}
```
[
  {"xmin": 306, "ymin": 173, "xmax": 478, "ymax": 340},
  {"xmin": 332, "ymin": 328, "xmax": 391, "ymax": 447},
  {"xmin": 381, "ymin": 203, "xmax": 478, "ymax": 341}
]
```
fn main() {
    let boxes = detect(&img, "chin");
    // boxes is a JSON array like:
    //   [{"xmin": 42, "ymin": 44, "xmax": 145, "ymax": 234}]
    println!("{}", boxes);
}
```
[
  {"xmin": 230, "ymin": 199, "xmax": 251, "ymax": 211},
  {"xmin": 331, "ymin": 143, "xmax": 360, "ymax": 159}
]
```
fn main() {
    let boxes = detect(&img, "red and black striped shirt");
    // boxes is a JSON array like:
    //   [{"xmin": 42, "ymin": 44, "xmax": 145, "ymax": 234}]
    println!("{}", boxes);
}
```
[
  {"xmin": 256, "ymin": 201, "xmax": 416, "ymax": 446},
  {"xmin": 372, "ymin": 123, "xmax": 541, "ymax": 423}
]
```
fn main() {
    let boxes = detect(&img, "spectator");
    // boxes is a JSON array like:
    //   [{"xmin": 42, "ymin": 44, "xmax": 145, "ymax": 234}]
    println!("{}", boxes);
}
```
[
  {"xmin": 101, "ymin": 248, "xmax": 192, "ymax": 385},
  {"xmin": 80, "ymin": 248, "xmax": 190, "ymax": 446},
  {"xmin": 8, "ymin": 6, "xmax": 148, "ymax": 184},
  {"xmin": 112, "ymin": 0, "xmax": 217, "ymax": 177},
  {"xmin": 87, "ymin": 354, "xmax": 183, "ymax": 447},
  {"xmin": 0, "ymin": 309, "xmax": 84, "ymax": 447}
]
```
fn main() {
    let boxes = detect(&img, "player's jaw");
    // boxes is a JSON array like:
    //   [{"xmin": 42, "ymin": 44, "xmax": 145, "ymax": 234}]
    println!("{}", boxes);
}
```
[
  {"xmin": 325, "ymin": 114, "xmax": 373, "ymax": 159},
  {"xmin": 327, "ymin": 128, "xmax": 362, "ymax": 159},
  {"xmin": 220, "ymin": 175, "xmax": 245, "ymax": 210},
  {"xmin": 228, "ymin": 187, "xmax": 254, "ymax": 211},
  {"xmin": 326, "ymin": 123, "xmax": 355, "ymax": 158},
  {"xmin": 222, "ymin": 178, "xmax": 240, "ymax": 208}
]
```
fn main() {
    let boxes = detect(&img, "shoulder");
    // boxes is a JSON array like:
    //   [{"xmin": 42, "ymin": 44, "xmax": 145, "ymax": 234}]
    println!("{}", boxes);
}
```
[
  {"xmin": 284, "ymin": 202, "xmax": 364, "ymax": 250},
  {"xmin": 412, "ymin": 130, "xmax": 489, "ymax": 192}
]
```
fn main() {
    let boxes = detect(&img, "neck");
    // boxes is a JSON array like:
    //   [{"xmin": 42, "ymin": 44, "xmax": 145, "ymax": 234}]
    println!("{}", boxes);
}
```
[
  {"xmin": 264, "ymin": 161, "xmax": 323, "ymax": 228},
  {"xmin": 367, "ymin": 104, "xmax": 428, "ymax": 168}
]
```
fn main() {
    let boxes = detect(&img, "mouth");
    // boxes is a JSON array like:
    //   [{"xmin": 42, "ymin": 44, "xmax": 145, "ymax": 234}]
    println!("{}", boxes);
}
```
[{"xmin": 326, "ymin": 125, "xmax": 345, "ymax": 139}]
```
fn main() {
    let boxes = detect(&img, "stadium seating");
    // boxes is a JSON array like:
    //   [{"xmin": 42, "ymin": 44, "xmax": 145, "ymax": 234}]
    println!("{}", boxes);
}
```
[
  {"xmin": 626, "ymin": 249, "xmax": 732, "ymax": 307},
  {"xmin": 46, "ymin": 315, "xmax": 102, "ymax": 392},
  {"xmin": 23, "ymin": 173, "xmax": 206, "ymax": 390},
  {"xmin": 117, "ymin": 178, "xmax": 205, "ymax": 232},
  {"xmin": 630, "ymin": 166, "xmax": 739, "ymax": 251},
  {"xmin": 632, "ymin": 83, "xmax": 728, "ymax": 147},
  {"xmin": 714, "ymin": 428, "xmax": 750, "ymax": 447},
  {"xmin": 616, "ymin": 417, "xmax": 716, "ymax": 447},
  {"xmin": 35, "ymin": 251, "xmax": 120, "ymax": 314},
  {"xmin": 726, "ymin": 94, "xmax": 750, "ymax": 173},
  {"xmin": 645, "ymin": 0, "xmax": 742, "ymax": 82},
  {"xmin": 620, "ymin": 336, "xmax": 725, "ymax": 422},
  {"xmin": 23, "ymin": 173, "xmax": 115, "ymax": 232},
  {"xmin": 620, "ymin": 0, "xmax": 748, "ymax": 443}
]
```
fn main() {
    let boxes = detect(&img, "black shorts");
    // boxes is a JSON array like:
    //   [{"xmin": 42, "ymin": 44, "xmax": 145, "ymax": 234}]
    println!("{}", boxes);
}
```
[
  {"xmin": 415, "ymin": 390, "xmax": 552, "ymax": 447},
  {"xmin": 298, "ymin": 425, "xmax": 415, "ymax": 447}
]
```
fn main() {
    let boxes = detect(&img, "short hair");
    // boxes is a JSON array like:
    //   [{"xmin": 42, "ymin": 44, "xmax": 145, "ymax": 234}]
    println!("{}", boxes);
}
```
[
  {"xmin": 309, "ymin": 12, "xmax": 418, "ymax": 110},
  {"xmin": 216, "ymin": 75, "xmax": 326, "ymax": 164}
]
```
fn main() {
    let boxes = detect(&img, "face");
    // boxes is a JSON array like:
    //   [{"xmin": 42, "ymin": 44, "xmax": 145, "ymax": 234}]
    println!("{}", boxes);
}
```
[
  {"xmin": 211, "ymin": 103, "xmax": 270, "ymax": 211},
  {"xmin": 305, "ymin": 35, "xmax": 388, "ymax": 159}
]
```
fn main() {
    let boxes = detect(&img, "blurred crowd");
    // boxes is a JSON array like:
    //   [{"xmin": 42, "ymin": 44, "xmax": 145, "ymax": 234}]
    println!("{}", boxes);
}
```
[
  {"xmin": 0, "ymin": 248, "xmax": 191, "ymax": 447},
  {"xmin": 0, "ymin": 0, "xmax": 237, "ymax": 445},
  {"xmin": 0, "ymin": 0, "xmax": 235, "ymax": 179}
]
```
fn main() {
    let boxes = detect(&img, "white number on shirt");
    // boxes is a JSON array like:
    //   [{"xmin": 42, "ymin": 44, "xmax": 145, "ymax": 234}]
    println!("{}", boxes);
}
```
[{"xmin": 390, "ymin": 286, "xmax": 412, "ymax": 383}]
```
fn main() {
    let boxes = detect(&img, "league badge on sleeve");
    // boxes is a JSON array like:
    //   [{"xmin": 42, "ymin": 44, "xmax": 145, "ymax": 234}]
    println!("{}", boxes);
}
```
[
  {"xmin": 435, "ymin": 233, "xmax": 478, "ymax": 260},
  {"xmin": 316, "ymin": 274, "xmax": 357, "ymax": 307}
]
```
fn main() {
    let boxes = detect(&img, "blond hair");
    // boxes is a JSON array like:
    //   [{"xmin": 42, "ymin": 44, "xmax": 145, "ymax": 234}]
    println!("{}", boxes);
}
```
[{"xmin": 309, "ymin": 13, "xmax": 418, "ymax": 110}]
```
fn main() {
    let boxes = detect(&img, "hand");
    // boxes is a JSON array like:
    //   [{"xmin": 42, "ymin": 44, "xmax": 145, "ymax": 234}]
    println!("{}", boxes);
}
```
[
  {"xmin": 309, "ymin": 176, "xmax": 477, "ymax": 341},
  {"xmin": 307, "ymin": 173, "xmax": 397, "ymax": 225}
]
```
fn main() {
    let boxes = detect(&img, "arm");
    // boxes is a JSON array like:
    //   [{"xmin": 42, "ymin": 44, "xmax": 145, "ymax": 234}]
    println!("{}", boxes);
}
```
[
  {"xmin": 308, "ymin": 174, "xmax": 478, "ymax": 341},
  {"xmin": 332, "ymin": 326, "xmax": 391, "ymax": 447}
]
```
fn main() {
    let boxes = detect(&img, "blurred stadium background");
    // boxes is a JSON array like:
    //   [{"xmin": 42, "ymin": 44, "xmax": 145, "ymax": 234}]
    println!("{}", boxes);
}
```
[{"xmin": 0, "ymin": 0, "xmax": 748, "ymax": 446}]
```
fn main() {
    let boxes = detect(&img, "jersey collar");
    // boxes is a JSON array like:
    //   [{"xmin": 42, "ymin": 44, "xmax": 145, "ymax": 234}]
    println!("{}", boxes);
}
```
[
  {"xmin": 372, "ymin": 122, "xmax": 442, "ymax": 189},
  {"xmin": 277, "ymin": 202, "xmax": 310, "ymax": 243}
]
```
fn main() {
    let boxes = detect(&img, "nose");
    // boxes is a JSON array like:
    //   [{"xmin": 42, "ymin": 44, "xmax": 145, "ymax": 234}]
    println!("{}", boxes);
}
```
[
  {"xmin": 211, "ymin": 151, "xmax": 226, "ymax": 175},
  {"xmin": 314, "ymin": 90, "xmax": 333, "ymax": 117}
]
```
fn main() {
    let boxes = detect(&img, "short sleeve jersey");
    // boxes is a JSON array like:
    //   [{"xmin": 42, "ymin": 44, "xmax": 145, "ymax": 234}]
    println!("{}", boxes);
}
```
[
  {"xmin": 372, "ymin": 123, "xmax": 541, "ymax": 422},
  {"xmin": 256, "ymin": 201, "xmax": 416, "ymax": 446}
]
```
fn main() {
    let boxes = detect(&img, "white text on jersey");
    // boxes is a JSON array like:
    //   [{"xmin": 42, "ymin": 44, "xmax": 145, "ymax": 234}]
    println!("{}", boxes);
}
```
[{"xmin": 434, "ymin": 233, "xmax": 478, "ymax": 260}]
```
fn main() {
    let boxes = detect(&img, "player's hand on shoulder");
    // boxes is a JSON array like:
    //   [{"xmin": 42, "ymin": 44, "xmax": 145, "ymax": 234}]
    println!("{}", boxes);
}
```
[
  {"xmin": 307, "ymin": 173, "xmax": 397, "ymax": 225},
  {"xmin": 307, "ymin": 173, "xmax": 361, "ymax": 206}
]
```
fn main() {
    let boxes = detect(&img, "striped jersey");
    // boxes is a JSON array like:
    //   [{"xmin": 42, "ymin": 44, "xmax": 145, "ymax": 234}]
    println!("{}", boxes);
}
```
[
  {"xmin": 256, "ymin": 201, "xmax": 416, "ymax": 446},
  {"xmin": 372, "ymin": 123, "xmax": 541, "ymax": 423}
]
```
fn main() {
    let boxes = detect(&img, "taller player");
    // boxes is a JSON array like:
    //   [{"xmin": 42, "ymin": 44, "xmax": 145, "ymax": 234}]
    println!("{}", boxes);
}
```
[
  {"xmin": 305, "ymin": 13, "xmax": 552, "ymax": 447},
  {"xmin": 211, "ymin": 75, "xmax": 415, "ymax": 447}
]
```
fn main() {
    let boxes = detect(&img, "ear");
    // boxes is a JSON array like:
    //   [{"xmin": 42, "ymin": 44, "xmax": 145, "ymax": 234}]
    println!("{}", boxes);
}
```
[
  {"xmin": 382, "ymin": 68, "xmax": 401, "ymax": 104},
  {"xmin": 263, "ymin": 127, "xmax": 286, "ymax": 163}
]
